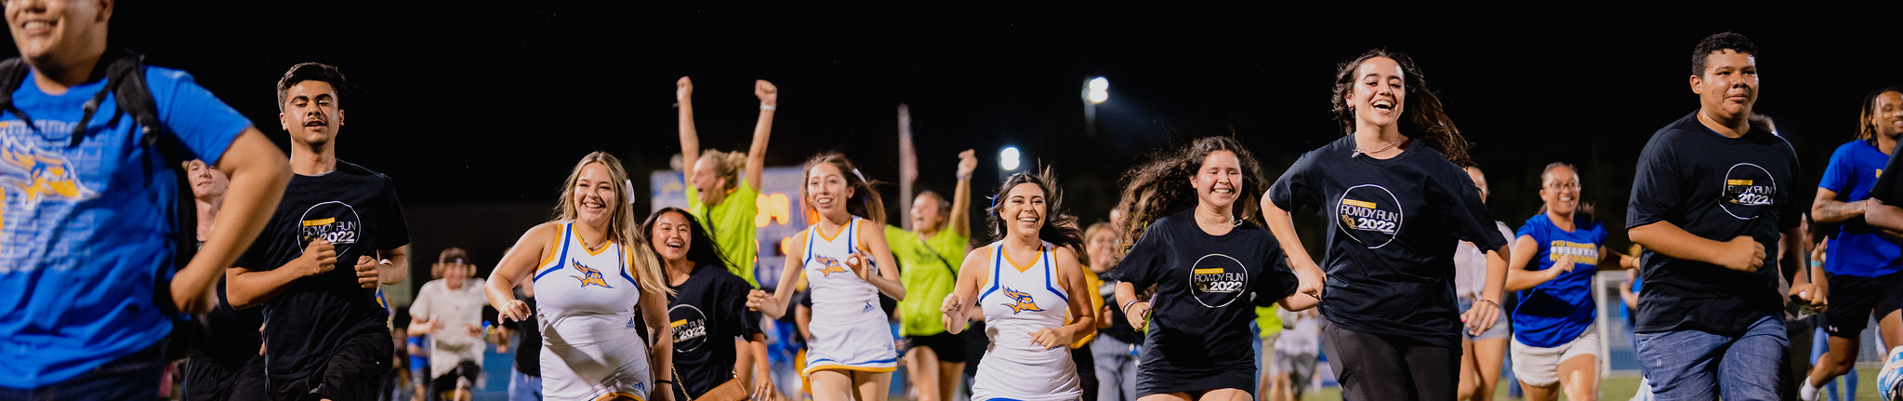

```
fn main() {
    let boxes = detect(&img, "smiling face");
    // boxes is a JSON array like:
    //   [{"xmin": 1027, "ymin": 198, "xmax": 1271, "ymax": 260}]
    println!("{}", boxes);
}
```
[
  {"xmin": 1084, "ymin": 226, "xmax": 1116, "ymax": 272},
  {"xmin": 911, "ymin": 193, "xmax": 945, "ymax": 233},
  {"xmin": 1192, "ymin": 150, "xmax": 1243, "ymax": 212},
  {"xmin": 4, "ymin": 0, "xmax": 110, "ymax": 72},
  {"xmin": 1348, "ymin": 56, "xmax": 1407, "ymax": 129},
  {"xmin": 573, "ymin": 162, "xmax": 617, "ymax": 228},
  {"xmin": 1000, "ymin": 182, "xmax": 1047, "ymax": 240},
  {"xmin": 1873, "ymin": 91, "xmax": 1903, "ymax": 139},
  {"xmin": 649, "ymin": 210, "xmax": 693, "ymax": 264},
  {"xmin": 1692, "ymin": 49, "xmax": 1758, "ymax": 124},
  {"xmin": 805, "ymin": 162, "xmax": 854, "ymax": 220},
  {"xmin": 278, "ymin": 80, "xmax": 344, "ymax": 147},
  {"xmin": 184, "ymin": 159, "xmax": 228, "ymax": 200},
  {"xmin": 1541, "ymin": 165, "xmax": 1580, "ymax": 217},
  {"xmin": 691, "ymin": 157, "xmax": 723, "ymax": 204}
]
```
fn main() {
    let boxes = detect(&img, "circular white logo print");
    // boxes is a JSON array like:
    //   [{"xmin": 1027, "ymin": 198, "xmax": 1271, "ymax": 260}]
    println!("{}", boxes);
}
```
[
  {"xmin": 296, "ymin": 201, "xmax": 361, "ymax": 256},
  {"xmin": 669, "ymin": 303, "xmax": 709, "ymax": 352},
  {"xmin": 1336, "ymin": 184, "xmax": 1404, "ymax": 249},
  {"xmin": 1189, "ymin": 253, "xmax": 1249, "ymax": 308},
  {"xmin": 1720, "ymin": 163, "xmax": 1776, "ymax": 220}
]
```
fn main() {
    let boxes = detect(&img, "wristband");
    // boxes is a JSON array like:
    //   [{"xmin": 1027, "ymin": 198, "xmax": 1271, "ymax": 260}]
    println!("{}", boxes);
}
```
[
  {"xmin": 1810, "ymin": 260, "xmax": 1823, "ymax": 268},
  {"xmin": 1475, "ymin": 298, "xmax": 1500, "ymax": 309},
  {"xmin": 655, "ymin": 380, "xmax": 674, "ymax": 386},
  {"xmin": 957, "ymin": 172, "xmax": 972, "ymax": 180},
  {"xmin": 1121, "ymin": 299, "xmax": 1141, "ymax": 313},
  {"xmin": 760, "ymin": 103, "xmax": 776, "ymax": 111}
]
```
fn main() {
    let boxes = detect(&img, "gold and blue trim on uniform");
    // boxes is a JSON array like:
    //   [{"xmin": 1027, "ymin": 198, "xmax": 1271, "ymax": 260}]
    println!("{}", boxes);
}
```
[
  {"xmin": 533, "ymin": 223, "xmax": 575, "ymax": 283},
  {"xmin": 802, "ymin": 357, "xmax": 901, "ymax": 376}
]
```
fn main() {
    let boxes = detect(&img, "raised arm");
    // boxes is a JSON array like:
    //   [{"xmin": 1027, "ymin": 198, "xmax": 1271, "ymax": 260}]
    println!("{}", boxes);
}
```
[
  {"xmin": 178, "ymin": 128, "xmax": 289, "ymax": 312},
  {"xmin": 1628, "ymin": 221, "xmax": 1765, "ymax": 272},
  {"xmin": 950, "ymin": 150, "xmax": 977, "ymax": 238},
  {"xmin": 744, "ymin": 80, "xmax": 777, "ymax": 190},
  {"xmin": 487, "ymin": 223, "xmax": 558, "ymax": 323},
  {"xmin": 678, "ymin": 76, "xmax": 700, "ymax": 184}
]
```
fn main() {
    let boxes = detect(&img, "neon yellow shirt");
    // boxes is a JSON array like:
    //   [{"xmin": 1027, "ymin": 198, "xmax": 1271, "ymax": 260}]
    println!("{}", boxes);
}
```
[
  {"xmin": 1256, "ymin": 305, "xmax": 1283, "ymax": 338},
  {"xmin": 888, "ymin": 224, "xmax": 968, "ymax": 337},
  {"xmin": 687, "ymin": 180, "xmax": 760, "ymax": 288}
]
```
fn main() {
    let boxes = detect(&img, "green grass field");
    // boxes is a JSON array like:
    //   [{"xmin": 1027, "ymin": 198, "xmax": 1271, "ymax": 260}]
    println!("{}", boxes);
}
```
[{"xmin": 1294, "ymin": 369, "xmax": 1883, "ymax": 400}]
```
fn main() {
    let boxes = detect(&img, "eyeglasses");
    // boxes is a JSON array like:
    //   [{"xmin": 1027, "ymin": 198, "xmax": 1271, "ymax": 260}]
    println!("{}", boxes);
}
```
[{"xmin": 1545, "ymin": 183, "xmax": 1580, "ymax": 190}]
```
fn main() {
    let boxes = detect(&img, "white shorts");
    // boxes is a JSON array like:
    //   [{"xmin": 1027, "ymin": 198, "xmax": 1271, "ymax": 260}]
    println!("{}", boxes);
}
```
[
  {"xmin": 1509, "ymin": 323, "xmax": 1601, "ymax": 387},
  {"xmin": 541, "ymin": 339, "xmax": 654, "ymax": 401}
]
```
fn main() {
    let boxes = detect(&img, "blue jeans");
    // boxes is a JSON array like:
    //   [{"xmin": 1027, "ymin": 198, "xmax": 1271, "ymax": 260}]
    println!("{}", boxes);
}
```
[
  {"xmin": 0, "ymin": 341, "xmax": 165, "ymax": 401},
  {"xmin": 508, "ymin": 367, "xmax": 542, "ymax": 401},
  {"xmin": 1635, "ymin": 314, "xmax": 1786, "ymax": 401}
]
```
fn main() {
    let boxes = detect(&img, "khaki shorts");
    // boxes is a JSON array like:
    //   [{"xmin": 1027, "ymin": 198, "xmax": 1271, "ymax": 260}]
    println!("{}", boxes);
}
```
[{"xmin": 1509, "ymin": 323, "xmax": 1600, "ymax": 387}]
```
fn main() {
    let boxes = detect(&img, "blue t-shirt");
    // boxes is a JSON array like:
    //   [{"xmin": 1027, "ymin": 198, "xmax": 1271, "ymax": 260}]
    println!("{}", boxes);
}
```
[
  {"xmin": 1818, "ymin": 140, "xmax": 1903, "ymax": 277},
  {"xmin": 0, "ymin": 66, "xmax": 250, "ymax": 388},
  {"xmin": 1512, "ymin": 213, "xmax": 1605, "ymax": 348}
]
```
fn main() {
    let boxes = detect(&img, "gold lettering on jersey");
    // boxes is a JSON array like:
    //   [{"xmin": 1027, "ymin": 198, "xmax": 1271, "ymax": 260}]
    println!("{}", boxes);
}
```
[{"xmin": 1548, "ymin": 240, "xmax": 1600, "ymax": 266}]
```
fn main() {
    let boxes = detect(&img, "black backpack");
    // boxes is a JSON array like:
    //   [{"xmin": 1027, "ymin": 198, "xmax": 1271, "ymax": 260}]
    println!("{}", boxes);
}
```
[{"xmin": 0, "ymin": 49, "xmax": 208, "ymax": 361}]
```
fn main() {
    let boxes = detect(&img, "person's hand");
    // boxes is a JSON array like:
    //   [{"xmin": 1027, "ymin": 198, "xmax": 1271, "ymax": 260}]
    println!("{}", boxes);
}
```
[
  {"xmin": 1125, "ymin": 301, "xmax": 1151, "ymax": 331},
  {"xmin": 746, "ymin": 289, "xmax": 783, "ymax": 313},
  {"xmin": 1291, "ymin": 259, "xmax": 1327, "ymax": 299},
  {"xmin": 677, "ymin": 76, "xmax": 693, "ymax": 101},
  {"xmin": 756, "ymin": 80, "xmax": 778, "ymax": 106},
  {"xmin": 1547, "ymin": 255, "xmax": 1576, "ymax": 280},
  {"xmin": 355, "ymin": 256, "xmax": 380, "ymax": 289},
  {"xmin": 498, "ymin": 300, "xmax": 532, "ymax": 323},
  {"xmin": 1461, "ymin": 298, "xmax": 1501, "ymax": 337},
  {"xmin": 846, "ymin": 244, "xmax": 875, "ymax": 281},
  {"xmin": 464, "ymin": 324, "xmax": 482, "ymax": 338},
  {"xmin": 416, "ymin": 319, "xmax": 440, "ymax": 334},
  {"xmin": 940, "ymin": 293, "xmax": 969, "ymax": 331},
  {"xmin": 1030, "ymin": 327, "xmax": 1073, "ymax": 350},
  {"xmin": 1791, "ymin": 282, "xmax": 1828, "ymax": 313},
  {"xmin": 754, "ymin": 372, "xmax": 778, "ymax": 400},
  {"xmin": 1717, "ymin": 236, "xmax": 1766, "ymax": 272},
  {"xmin": 956, "ymin": 149, "xmax": 978, "ymax": 179},
  {"xmin": 294, "ymin": 238, "xmax": 338, "ymax": 278}
]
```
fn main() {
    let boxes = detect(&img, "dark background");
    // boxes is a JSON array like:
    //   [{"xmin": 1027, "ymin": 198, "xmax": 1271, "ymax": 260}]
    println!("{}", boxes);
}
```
[{"xmin": 70, "ymin": 3, "xmax": 1903, "ymax": 286}]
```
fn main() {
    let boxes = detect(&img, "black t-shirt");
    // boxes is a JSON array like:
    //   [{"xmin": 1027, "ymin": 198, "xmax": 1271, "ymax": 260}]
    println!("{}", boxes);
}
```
[
  {"xmin": 506, "ymin": 295, "xmax": 540, "ymax": 377},
  {"xmin": 234, "ymin": 160, "xmax": 411, "ymax": 380},
  {"xmin": 1868, "ymin": 140, "xmax": 1903, "ymax": 205},
  {"xmin": 190, "ymin": 277, "xmax": 264, "ymax": 365},
  {"xmin": 1268, "ymin": 135, "xmax": 1509, "ymax": 349},
  {"xmin": 669, "ymin": 264, "xmax": 765, "ymax": 398},
  {"xmin": 1114, "ymin": 209, "xmax": 1296, "ymax": 377},
  {"xmin": 1095, "ymin": 276, "xmax": 1142, "ymax": 345},
  {"xmin": 1626, "ymin": 112, "xmax": 1801, "ymax": 335}
]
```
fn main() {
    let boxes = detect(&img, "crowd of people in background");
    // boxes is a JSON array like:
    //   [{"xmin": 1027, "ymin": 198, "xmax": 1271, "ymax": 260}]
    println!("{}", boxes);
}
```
[{"xmin": 7, "ymin": 2, "xmax": 1903, "ymax": 400}]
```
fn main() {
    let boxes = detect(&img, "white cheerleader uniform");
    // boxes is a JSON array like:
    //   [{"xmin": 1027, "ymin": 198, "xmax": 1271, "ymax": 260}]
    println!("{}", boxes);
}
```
[
  {"xmin": 532, "ymin": 222, "xmax": 655, "ymax": 400},
  {"xmin": 800, "ymin": 217, "xmax": 901, "ymax": 376},
  {"xmin": 970, "ymin": 241, "xmax": 1082, "ymax": 401}
]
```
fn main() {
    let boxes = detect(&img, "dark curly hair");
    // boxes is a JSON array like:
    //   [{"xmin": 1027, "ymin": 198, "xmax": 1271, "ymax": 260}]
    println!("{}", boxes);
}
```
[
  {"xmin": 1110, "ymin": 136, "xmax": 1270, "ymax": 249},
  {"xmin": 1691, "ymin": 32, "xmax": 1757, "ymax": 77},
  {"xmin": 1858, "ymin": 87, "xmax": 1903, "ymax": 142},
  {"xmin": 1330, "ymin": 49, "xmax": 1471, "ymax": 167}
]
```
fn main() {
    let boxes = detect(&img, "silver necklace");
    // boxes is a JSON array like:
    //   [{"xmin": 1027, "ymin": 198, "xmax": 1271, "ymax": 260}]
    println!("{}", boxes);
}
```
[{"xmin": 1353, "ymin": 138, "xmax": 1401, "ymax": 158}]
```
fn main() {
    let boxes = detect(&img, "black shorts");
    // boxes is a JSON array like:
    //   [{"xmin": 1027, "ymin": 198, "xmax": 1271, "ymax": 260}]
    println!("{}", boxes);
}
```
[
  {"xmin": 266, "ymin": 330, "xmax": 394, "ymax": 401},
  {"xmin": 1823, "ymin": 272, "xmax": 1903, "ymax": 337},
  {"xmin": 183, "ymin": 353, "xmax": 265, "ymax": 401},
  {"xmin": 1134, "ymin": 362, "xmax": 1255, "ymax": 397},
  {"xmin": 429, "ymin": 360, "xmax": 483, "ymax": 395},
  {"xmin": 1322, "ymin": 322, "xmax": 1459, "ymax": 400},
  {"xmin": 903, "ymin": 332, "xmax": 969, "ymax": 364}
]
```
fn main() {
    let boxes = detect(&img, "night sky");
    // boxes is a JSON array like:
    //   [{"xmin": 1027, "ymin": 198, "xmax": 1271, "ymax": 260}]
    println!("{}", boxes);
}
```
[{"xmin": 84, "ymin": 3, "xmax": 1903, "ymax": 252}]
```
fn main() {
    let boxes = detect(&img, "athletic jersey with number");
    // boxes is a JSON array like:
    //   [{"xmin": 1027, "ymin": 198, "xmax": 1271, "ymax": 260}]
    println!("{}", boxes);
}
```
[
  {"xmin": 800, "ymin": 217, "xmax": 899, "ymax": 375},
  {"xmin": 532, "ymin": 221, "xmax": 654, "ymax": 400},
  {"xmin": 971, "ymin": 241, "xmax": 1082, "ymax": 401}
]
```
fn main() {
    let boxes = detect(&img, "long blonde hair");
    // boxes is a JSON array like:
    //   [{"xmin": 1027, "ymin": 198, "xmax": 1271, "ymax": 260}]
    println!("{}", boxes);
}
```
[{"xmin": 555, "ymin": 151, "xmax": 670, "ymax": 296}]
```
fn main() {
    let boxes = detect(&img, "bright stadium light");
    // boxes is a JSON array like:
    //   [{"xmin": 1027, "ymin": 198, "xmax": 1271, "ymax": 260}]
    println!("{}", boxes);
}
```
[
  {"xmin": 1087, "ymin": 77, "xmax": 1109, "ymax": 104},
  {"xmin": 1000, "ymin": 146, "xmax": 1021, "ymax": 171}
]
